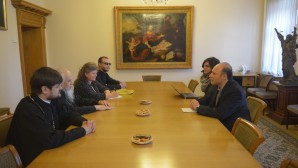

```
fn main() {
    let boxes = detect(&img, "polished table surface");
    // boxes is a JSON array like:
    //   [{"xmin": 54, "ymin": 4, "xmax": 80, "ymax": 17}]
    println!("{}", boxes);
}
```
[{"xmin": 29, "ymin": 82, "xmax": 261, "ymax": 168}]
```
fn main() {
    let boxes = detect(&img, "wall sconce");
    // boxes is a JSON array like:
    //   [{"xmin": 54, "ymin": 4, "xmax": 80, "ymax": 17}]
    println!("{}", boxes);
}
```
[{"xmin": 142, "ymin": 0, "xmax": 170, "ymax": 5}]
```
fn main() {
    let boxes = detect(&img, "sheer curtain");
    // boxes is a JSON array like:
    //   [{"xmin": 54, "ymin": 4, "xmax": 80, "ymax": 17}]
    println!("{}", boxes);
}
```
[{"xmin": 261, "ymin": 0, "xmax": 297, "ymax": 76}]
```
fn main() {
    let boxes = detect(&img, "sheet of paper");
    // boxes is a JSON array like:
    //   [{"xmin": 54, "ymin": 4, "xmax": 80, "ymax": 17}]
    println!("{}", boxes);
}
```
[
  {"xmin": 108, "ymin": 95, "xmax": 123, "ymax": 100},
  {"xmin": 181, "ymin": 108, "xmax": 196, "ymax": 113}
]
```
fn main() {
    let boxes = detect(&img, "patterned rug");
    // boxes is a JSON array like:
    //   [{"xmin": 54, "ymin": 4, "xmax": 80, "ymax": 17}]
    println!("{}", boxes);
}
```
[{"xmin": 254, "ymin": 116, "xmax": 298, "ymax": 168}]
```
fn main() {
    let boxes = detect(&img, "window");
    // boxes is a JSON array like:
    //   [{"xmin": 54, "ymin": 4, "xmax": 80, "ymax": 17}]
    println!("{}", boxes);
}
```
[{"xmin": 261, "ymin": 0, "xmax": 297, "ymax": 76}]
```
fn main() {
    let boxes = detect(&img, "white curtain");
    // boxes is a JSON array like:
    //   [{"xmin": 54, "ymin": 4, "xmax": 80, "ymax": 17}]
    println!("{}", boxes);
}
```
[{"xmin": 261, "ymin": 0, "xmax": 297, "ymax": 76}]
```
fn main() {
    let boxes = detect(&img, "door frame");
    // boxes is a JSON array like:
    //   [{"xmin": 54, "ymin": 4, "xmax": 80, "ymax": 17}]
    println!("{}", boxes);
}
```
[{"xmin": 11, "ymin": 0, "xmax": 51, "ymax": 95}]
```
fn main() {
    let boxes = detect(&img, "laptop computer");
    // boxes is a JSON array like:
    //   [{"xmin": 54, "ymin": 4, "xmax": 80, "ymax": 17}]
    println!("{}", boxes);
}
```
[{"xmin": 172, "ymin": 85, "xmax": 199, "ymax": 99}]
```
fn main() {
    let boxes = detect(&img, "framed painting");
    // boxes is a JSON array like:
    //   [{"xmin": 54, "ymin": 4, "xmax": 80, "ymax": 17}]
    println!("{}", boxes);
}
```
[
  {"xmin": 0, "ymin": 0, "xmax": 7, "ymax": 30},
  {"xmin": 114, "ymin": 6, "xmax": 194, "ymax": 69}
]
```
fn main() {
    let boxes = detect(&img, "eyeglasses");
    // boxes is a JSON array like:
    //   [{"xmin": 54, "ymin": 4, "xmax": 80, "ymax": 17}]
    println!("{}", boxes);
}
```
[{"xmin": 102, "ymin": 62, "xmax": 111, "ymax": 66}]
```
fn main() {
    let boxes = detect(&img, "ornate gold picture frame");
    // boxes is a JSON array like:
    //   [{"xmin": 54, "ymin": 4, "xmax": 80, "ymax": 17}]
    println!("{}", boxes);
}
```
[
  {"xmin": 0, "ymin": 0, "xmax": 7, "ymax": 30},
  {"xmin": 115, "ymin": 6, "xmax": 194, "ymax": 69}
]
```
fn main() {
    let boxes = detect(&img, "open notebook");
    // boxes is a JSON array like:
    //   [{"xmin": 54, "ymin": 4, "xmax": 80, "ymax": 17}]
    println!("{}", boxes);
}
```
[{"xmin": 172, "ymin": 85, "xmax": 199, "ymax": 99}]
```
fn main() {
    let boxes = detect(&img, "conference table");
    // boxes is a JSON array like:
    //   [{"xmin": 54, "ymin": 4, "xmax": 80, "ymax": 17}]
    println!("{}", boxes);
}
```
[{"xmin": 29, "ymin": 82, "xmax": 261, "ymax": 168}]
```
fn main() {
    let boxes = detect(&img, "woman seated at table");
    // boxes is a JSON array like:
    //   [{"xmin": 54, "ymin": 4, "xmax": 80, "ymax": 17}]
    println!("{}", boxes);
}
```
[
  {"xmin": 74, "ymin": 62, "xmax": 119, "ymax": 106},
  {"xmin": 200, "ymin": 57, "xmax": 220, "ymax": 94}
]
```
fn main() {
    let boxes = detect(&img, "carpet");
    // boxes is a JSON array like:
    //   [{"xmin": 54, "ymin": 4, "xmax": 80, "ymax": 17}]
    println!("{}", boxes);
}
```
[{"xmin": 254, "ymin": 116, "xmax": 298, "ymax": 168}]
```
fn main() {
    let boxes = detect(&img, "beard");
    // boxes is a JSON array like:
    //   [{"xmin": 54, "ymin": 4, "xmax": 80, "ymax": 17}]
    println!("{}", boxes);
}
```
[
  {"xmin": 48, "ymin": 92, "xmax": 61, "ymax": 100},
  {"xmin": 64, "ymin": 88, "xmax": 75, "ymax": 104},
  {"xmin": 101, "ymin": 68, "xmax": 109, "ymax": 73}
]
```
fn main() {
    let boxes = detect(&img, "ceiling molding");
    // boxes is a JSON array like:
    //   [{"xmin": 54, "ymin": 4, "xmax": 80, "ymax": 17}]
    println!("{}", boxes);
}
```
[{"xmin": 11, "ymin": 0, "xmax": 52, "ymax": 16}]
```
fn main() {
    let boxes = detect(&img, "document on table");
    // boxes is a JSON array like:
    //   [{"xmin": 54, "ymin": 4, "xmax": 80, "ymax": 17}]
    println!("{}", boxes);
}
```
[
  {"xmin": 181, "ymin": 108, "xmax": 196, "ymax": 113},
  {"xmin": 108, "ymin": 95, "xmax": 123, "ymax": 100}
]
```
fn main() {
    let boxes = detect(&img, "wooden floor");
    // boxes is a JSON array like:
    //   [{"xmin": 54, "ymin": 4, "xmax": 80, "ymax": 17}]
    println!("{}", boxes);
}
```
[{"xmin": 263, "ymin": 108, "xmax": 298, "ymax": 139}]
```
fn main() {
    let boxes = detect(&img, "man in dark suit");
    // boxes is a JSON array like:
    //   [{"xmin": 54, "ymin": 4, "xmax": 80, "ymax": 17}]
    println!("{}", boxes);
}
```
[
  {"xmin": 96, "ymin": 56, "xmax": 126, "ymax": 90},
  {"xmin": 190, "ymin": 62, "xmax": 251, "ymax": 131}
]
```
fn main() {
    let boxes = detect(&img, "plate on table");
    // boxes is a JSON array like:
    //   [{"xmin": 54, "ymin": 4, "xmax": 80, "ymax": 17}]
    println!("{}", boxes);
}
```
[
  {"xmin": 117, "ymin": 89, "xmax": 135, "ymax": 95},
  {"xmin": 140, "ymin": 100, "xmax": 152, "ymax": 105},
  {"xmin": 136, "ymin": 109, "xmax": 151, "ymax": 117},
  {"xmin": 131, "ymin": 134, "xmax": 153, "ymax": 145}
]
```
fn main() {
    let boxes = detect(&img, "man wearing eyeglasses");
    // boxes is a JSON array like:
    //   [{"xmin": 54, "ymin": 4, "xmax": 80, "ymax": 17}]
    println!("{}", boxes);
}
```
[{"xmin": 97, "ymin": 56, "xmax": 126, "ymax": 90}]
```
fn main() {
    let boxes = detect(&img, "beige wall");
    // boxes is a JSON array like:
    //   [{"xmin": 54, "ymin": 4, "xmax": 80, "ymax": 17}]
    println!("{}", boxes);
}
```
[
  {"xmin": 0, "ymin": 0, "xmax": 265, "ymax": 112},
  {"xmin": 0, "ymin": 0, "xmax": 23, "ymax": 112},
  {"xmin": 44, "ymin": 0, "xmax": 264, "ymax": 81}
]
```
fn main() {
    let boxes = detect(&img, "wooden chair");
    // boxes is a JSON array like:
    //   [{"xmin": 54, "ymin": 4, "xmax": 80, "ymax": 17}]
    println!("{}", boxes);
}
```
[
  {"xmin": 280, "ymin": 158, "xmax": 298, "ymax": 168},
  {"xmin": 0, "ymin": 108, "xmax": 10, "ymax": 117},
  {"xmin": 247, "ymin": 96, "xmax": 267, "ymax": 123},
  {"xmin": 142, "ymin": 75, "xmax": 161, "ymax": 81},
  {"xmin": 0, "ymin": 114, "xmax": 13, "ymax": 147},
  {"xmin": 0, "ymin": 144, "xmax": 23, "ymax": 168},
  {"xmin": 247, "ymin": 74, "xmax": 273, "ymax": 96},
  {"xmin": 286, "ymin": 105, "xmax": 298, "ymax": 129},
  {"xmin": 187, "ymin": 79, "xmax": 199, "ymax": 93},
  {"xmin": 255, "ymin": 79, "xmax": 278, "ymax": 110},
  {"xmin": 231, "ymin": 117, "xmax": 265, "ymax": 155}
]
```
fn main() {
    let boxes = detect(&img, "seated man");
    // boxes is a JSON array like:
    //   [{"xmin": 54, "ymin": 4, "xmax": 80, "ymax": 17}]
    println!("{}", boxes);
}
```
[
  {"xmin": 6, "ymin": 67, "xmax": 96, "ymax": 166},
  {"xmin": 190, "ymin": 62, "xmax": 251, "ymax": 131},
  {"xmin": 57, "ymin": 68, "xmax": 112, "ymax": 115},
  {"xmin": 97, "ymin": 56, "xmax": 126, "ymax": 90}
]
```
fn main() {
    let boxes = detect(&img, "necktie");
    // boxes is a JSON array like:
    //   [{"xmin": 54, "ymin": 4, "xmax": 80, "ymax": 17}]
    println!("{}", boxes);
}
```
[{"xmin": 215, "ymin": 89, "xmax": 221, "ymax": 106}]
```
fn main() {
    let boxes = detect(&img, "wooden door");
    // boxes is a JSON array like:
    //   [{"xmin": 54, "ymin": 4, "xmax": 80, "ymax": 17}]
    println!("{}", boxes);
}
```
[
  {"xmin": 22, "ymin": 26, "xmax": 47, "ymax": 94},
  {"xmin": 12, "ymin": 0, "xmax": 52, "ymax": 95}
]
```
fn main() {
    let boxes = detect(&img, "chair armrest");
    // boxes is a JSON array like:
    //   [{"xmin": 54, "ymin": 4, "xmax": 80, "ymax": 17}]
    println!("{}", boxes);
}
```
[{"xmin": 0, "ymin": 108, "xmax": 10, "ymax": 116}]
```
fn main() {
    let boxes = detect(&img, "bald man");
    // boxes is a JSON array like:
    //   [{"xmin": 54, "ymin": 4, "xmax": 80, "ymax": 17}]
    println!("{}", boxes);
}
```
[
  {"xmin": 57, "ymin": 68, "xmax": 112, "ymax": 115},
  {"xmin": 190, "ymin": 62, "xmax": 251, "ymax": 131}
]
